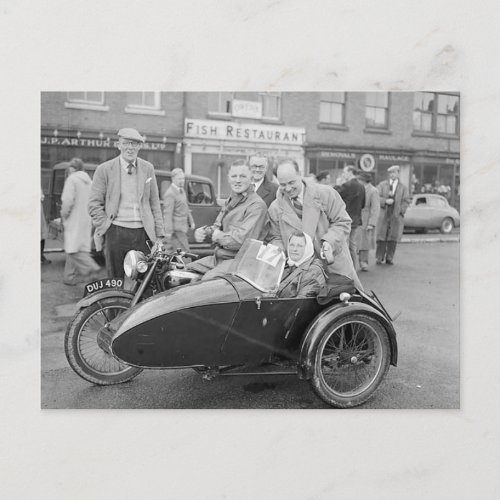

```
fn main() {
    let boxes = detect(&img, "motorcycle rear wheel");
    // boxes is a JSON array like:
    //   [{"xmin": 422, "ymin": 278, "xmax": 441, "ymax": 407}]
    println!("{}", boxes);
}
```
[
  {"xmin": 310, "ymin": 314, "xmax": 390, "ymax": 408},
  {"xmin": 65, "ymin": 296, "xmax": 143, "ymax": 385}
]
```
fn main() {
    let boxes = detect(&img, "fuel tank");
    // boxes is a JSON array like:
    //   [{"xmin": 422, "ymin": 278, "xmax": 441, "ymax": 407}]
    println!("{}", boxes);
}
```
[{"xmin": 111, "ymin": 277, "xmax": 243, "ymax": 367}]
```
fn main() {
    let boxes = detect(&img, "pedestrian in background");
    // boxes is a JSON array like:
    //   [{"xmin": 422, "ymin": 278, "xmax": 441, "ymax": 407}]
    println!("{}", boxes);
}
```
[
  {"xmin": 61, "ymin": 158, "xmax": 100, "ymax": 285},
  {"xmin": 316, "ymin": 171, "xmax": 331, "ymax": 185},
  {"xmin": 41, "ymin": 189, "xmax": 51, "ymax": 264},
  {"xmin": 163, "ymin": 168, "xmax": 195, "ymax": 252},
  {"xmin": 249, "ymin": 154, "xmax": 278, "ymax": 208},
  {"xmin": 334, "ymin": 165, "xmax": 365, "ymax": 270},
  {"xmin": 357, "ymin": 171, "xmax": 380, "ymax": 271},
  {"xmin": 88, "ymin": 128, "xmax": 165, "ymax": 280},
  {"xmin": 376, "ymin": 165, "xmax": 411, "ymax": 265}
]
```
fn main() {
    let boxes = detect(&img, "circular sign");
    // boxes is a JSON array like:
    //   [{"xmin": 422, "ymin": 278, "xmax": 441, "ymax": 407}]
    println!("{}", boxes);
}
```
[{"xmin": 359, "ymin": 153, "xmax": 376, "ymax": 172}]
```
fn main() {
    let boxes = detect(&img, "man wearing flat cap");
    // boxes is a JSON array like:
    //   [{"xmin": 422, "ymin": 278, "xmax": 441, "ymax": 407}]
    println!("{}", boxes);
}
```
[
  {"xmin": 249, "ymin": 154, "xmax": 278, "ymax": 208},
  {"xmin": 375, "ymin": 165, "xmax": 411, "ymax": 265},
  {"xmin": 88, "ymin": 128, "xmax": 165, "ymax": 279}
]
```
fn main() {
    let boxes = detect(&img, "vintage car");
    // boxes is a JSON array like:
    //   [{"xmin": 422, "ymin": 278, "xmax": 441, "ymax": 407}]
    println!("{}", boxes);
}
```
[
  {"xmin": 44, "ymin": 161, "xmax": 220, "ymax": 254},
  {"xmin": 404, "ymin": 194, "xmax": 460, "ymax": 234},
  {"xmin": 65, "ymin": 239, "xmax": 398, "ymax": 409}
]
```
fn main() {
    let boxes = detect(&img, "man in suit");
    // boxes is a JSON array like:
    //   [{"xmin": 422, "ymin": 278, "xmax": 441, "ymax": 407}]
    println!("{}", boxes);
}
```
[
  {"xmin": 249, "ymin": 154, "xmax": 278, "ymax": 208},
  {"xmin": 163, "ymin": 168, "xmax": 195, "ymax": 252},
  {"xmin": 88, "ymin": 128, "xmax": 165, "ymax": 279},
  {"xmin": 334, "ymin": 165, "xmax": 366, "ymax": 270},
  {"xmin": 188, "ymin": 160, "xmax": 267, "ymax": 280},
  {"xmin": 375, "ymin": 165, "xmax": 411, "ymax": 265},
  {"xmin": 268, "ymin": 159, "xmax": 362, "ymax": 290}
]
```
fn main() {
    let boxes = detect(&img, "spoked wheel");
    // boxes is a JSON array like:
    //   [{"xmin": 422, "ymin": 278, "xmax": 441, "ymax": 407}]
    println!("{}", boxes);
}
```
[
  {"xmin": 310, "ymin": 314, "xmax": 390, "ymax": 408},
  {"xmin": 64, "ymin": 296, "xmax": 142, "ymax": 385}
]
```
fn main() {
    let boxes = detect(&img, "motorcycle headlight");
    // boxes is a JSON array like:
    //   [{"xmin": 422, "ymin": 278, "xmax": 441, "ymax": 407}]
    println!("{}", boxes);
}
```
[{"xmin": 123, "ymin": 250, "xmax": 147, "ymax": 280}]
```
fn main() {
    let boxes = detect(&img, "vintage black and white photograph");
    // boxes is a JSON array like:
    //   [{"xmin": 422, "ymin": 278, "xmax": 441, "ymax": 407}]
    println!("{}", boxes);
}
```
[{"xmin": 40, "ymin": 91, "xmax": 460, "ymax": 409}]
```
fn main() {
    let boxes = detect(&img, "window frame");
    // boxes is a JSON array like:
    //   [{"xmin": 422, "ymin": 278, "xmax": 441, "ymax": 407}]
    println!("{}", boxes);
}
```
[
  {"xmin": 364, "ymin": 92, "xmax": 390, "ymax": 130},
  {"xmin": 413, "ymin": 92, "xmax": 459, "ymax": 137},
  {"xmin": 259, "ymin": 91, "xmax": 281, "ymax": 120},
  {"xmin": 125, "ymin": 91, "xmax": 165, "ymax": 116},
  {"xmin": 319, "ymin": 92, "xmax": 346, "ymax": 126},
  {"xmin": 64, "ymin": 92, "xmax": 109, "ymax": 111},
  {"xmin": 207, "ymin": 92, "xmax": 234, "ymax": 117}
]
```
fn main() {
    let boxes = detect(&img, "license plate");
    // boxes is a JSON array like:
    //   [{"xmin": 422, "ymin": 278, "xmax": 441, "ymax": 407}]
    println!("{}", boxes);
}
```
[{"xmin": 84, "ymin": 278, "xmax": 124, "ymax": 297}]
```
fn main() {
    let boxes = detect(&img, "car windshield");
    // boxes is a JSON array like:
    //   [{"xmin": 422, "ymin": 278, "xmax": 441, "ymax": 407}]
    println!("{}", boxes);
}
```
[{"xmin": 229, "ymin": 239, "xmax": 286, "ymax": 293}]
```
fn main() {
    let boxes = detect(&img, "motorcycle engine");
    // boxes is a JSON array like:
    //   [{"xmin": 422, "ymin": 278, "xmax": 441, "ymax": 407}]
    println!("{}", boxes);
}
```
[{"xmin": 161, "ymin": 269, "xmax": 202, "ymax": 291}]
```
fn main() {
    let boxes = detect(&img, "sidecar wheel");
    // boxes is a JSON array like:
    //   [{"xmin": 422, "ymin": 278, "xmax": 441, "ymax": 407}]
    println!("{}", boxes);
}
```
[
  {"xmin": 310, "ymin": 314, "xmax": 390, "ymax": 408},
  {"xmin": 65, "ymin": 296, "xmax": 143, "ymax": 385}
]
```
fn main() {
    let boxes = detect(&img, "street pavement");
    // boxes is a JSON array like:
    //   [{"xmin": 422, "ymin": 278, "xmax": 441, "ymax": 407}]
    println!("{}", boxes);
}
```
[{"xmin": 41, "ymin": 237, "xmax": 459, "ymax": 409}]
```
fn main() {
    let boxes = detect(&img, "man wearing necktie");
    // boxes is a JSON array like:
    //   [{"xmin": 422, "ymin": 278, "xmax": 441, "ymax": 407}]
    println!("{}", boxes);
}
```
[
  {"xmin": 267, "ymin": 159, "xmax": 362, "ymax": 290},
  {"xmin": 375, "ymin": 165, "xmax": 411, "ymax": 265},
  {"xmin": 249, "ymin": 154, "xmax": 278, "ymax": 208},
  {"xmin": 88, "ymin": 128, "xmax": 165, "ymax": 279},
  {"xmin": 162, "ymin": 168, "xmax": 195, "ymax": 252}
]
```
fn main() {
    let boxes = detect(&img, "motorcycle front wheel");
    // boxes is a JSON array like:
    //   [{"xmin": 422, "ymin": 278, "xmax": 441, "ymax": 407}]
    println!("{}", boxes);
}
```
[
  {"xmin": 65, "ymin": 296, "xmax": 143, "ymax": 385},
  {"xmin": 310, "ymin": 314, "xmax": 391, "ymax": 408}
]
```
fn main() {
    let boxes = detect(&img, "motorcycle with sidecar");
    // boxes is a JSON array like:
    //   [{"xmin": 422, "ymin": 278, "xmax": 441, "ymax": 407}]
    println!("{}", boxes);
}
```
[{"xmin": 65, "ymin": 239, "xmax": 398, "ymax": 408}]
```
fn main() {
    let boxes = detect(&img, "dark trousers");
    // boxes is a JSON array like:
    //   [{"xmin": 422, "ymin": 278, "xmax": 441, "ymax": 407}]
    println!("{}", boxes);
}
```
[
  {"xmin": 104, "ymin": 224, "xmax": 150, "ymax": 280},
  {"xmin": 376, "ymin": 240, "xmax": 397, "ymax": 263}
]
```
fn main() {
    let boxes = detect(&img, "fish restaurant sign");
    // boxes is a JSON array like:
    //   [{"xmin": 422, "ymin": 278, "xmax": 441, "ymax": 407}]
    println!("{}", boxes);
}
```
[{"xmin": 185, "ymin": 119, "xmax": 306, "ymax": 146}]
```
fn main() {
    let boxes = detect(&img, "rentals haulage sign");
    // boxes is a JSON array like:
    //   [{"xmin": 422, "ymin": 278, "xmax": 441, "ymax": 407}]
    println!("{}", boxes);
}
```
[{"xmin": 185, "ymin": 119, "xmax": 306, "ymax": 146}]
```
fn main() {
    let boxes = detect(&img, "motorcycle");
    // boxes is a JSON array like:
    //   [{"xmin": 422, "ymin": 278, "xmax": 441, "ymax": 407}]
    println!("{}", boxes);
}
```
[{"xmin": 65, "ymin": 239, "xmax": 398, "ymax": 408}]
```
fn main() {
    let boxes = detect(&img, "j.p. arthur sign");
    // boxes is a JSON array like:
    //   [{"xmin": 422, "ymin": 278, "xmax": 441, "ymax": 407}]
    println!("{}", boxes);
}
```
[
  {"xmin": 185, "ymin": 118, "xmax": 306, "ymax": 146},
  {"xmin": 40, "ymin": 136, "xmax": 170, "ymax": 151}
]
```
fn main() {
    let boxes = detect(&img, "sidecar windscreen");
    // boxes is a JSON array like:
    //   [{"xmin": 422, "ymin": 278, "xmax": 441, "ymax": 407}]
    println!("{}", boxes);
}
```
[{"xmin": 228, "ymin": 239, "xmax": 285, "ymax": 293}]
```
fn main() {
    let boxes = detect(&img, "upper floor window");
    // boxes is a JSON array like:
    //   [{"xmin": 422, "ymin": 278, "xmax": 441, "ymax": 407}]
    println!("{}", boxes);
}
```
[
  {"xmin": 365, "ymin": 92, "xmax": 389, "ymax": 129},
  {"xmin": 259, "ymin": 92, "xmax": 281, "ymax": 120},
  {"xmin": 65, "ymin": 92, "xmax": 108, "ymax": 111},
  {"xmin": 319, "ymin": 92, "xmax": 345, "ymax": 125},
  {"xmin": 413, "ymin": 92, "xmax": 459, "ymax": 135},
  {"xmin": 125, "ymin": 92, "xmax": 164, "ymax": 115},
  {"xmin": 208, "ymin": 92, "xmax": 233, "ymax": 114}
]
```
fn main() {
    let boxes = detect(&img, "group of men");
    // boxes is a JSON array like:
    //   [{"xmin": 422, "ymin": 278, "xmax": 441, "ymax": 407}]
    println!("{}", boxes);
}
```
[{"xmin": 81, "ymin": 127, "xmax": 409, "ymax": 290}]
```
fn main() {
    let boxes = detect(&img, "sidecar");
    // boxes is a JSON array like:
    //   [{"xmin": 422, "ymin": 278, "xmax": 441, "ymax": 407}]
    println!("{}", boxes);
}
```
[{"xmin": 99, "ymin": 239, "xmax": 398, "ymax": 408}]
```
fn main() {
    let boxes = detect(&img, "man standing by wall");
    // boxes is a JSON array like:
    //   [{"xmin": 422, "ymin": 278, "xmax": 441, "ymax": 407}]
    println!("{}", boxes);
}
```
[
  {"xmin": 188, "ymin": 160, "xmax": 267, "ymax": 280},
  {"xmin": 88, "ymin": 128, "xmax": 165, "ymax": 279},
  {"xmin": 376, "ymin": 165, "xmax": 411, "ymax": 265},
  {"xmin": 163, "ymin": 168, "xmax": 195, "ymax": 252},
  {"xmin": 357, "ymin": 171, "xmax": 380, "ymax": 271},
  {"xmin": 249, "ymin": 154, "xmax": 278, "ymax": 208},
  {"xmin": 334, "ymin": 165, "xmax": 366, "ymax": 270},
  {"xmin": 268, "ymin": 159, "xmax": 362, "ymax": 289}
]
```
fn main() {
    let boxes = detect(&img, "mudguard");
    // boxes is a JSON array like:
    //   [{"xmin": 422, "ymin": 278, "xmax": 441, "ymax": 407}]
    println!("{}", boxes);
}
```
[
  {"xmin": 75, "ymin": 289, "xmax": 136, "ymax": 310},
  {"xmin": 297, "ymin": 301, "xmax": 398, "ymax": 380}
]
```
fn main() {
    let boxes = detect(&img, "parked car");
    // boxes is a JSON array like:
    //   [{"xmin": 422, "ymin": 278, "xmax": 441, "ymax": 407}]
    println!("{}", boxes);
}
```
[
  {"xmin": 45, "ymin": 162, "xmax": 220, "ymax": 255},
  {"xmin": 404, "ymin": 194, "xmax": 460, "ymax": 234}
]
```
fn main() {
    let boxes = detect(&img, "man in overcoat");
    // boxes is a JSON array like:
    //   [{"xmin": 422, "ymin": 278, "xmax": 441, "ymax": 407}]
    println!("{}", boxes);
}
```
[
  {"xmin": 375, "ymin": 165, "xmax": 411, "ymax": 265},
  {"xmin": 88, "ymin": 128, "xmax": 165, "ymax": 279},
  {"xmin": 188, "ymin": 160, "xmax": 267, "ymax": 280},
  {"xmin": 163, "ymin": 168, "xmax": 195, "ymax": 252},
  {"xmin": 357, "ymin": 171, "xmax": 380, "ymax": 271},
  {"xmin": 334, "ymin": 165, "xmax": 366, "ymax": 270},
  {"xmin": 267, "ymin": 159, "xmax": 362, "ymax": 290},
  {"xmin": 249, "ymin": 154, "xmax": 278, "ymax": 208}
]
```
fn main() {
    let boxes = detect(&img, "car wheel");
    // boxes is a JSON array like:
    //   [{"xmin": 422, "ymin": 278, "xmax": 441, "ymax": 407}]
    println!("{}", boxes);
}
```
[{"xmin": 440, "ymin": 217, "xmax": 454, "ymax": 234}]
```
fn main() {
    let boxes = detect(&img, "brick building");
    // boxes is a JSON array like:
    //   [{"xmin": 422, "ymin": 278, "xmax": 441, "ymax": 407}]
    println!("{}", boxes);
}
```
[{"xmin": 41, "ymin": 91, "xmax": 460, "ymax": 205}]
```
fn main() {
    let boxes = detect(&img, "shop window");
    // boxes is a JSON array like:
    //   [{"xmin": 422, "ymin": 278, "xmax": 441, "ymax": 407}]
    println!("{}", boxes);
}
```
[
  {"xmin": 125, "ymin": 92, "xmax": 165, "ymax": 115},
  {"xmin": 208, "ymin": 92, "xmax": 233, "ymax": 114},
  {"xmin": 319, "ymin": 92, "xmax": 345, "ymax": 125},
  {"xmin": 413, "ymin": 92, "xmax": 459, "ymax": 136},
  {"xmin": 65, "ymin": 92, "xmax": 109, "ymax": 111},
  {"xmin": 259, "ymin": 92, "xmax": 281, "ymax": 120},
  {"xmin": 365, "ymin": 92, "xmax": 389, "ymax": 129}
]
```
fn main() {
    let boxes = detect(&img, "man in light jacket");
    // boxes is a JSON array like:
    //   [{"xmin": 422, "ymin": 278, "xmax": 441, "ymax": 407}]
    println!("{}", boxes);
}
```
[
  {"xmin": 88, "ymin": 128, "xmax": 165, "ymax": 279},
  {"xmin": 61, "ymin": 158, "xmax": 100, "ymax": 285},
  {"xmin": 357, "ymin": 171, "xmax": 380, "ymax": 271},
  {"xmin": 268, "ymin": 159, "xmax": 362, "ymax": 290},
  {"xmin": 163, "ymin": 168, "xmax": 195, "ymax": 252}
]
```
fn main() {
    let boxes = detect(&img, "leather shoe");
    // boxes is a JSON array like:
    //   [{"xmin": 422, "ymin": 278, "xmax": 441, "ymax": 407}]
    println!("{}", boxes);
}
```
[
  {"xmin": 385, "ymin": 260, "xmax": 394, "ymax": 265},
  {"xmin": 376, "ymin": 259, "xmax": 383, "ymax": 265}
]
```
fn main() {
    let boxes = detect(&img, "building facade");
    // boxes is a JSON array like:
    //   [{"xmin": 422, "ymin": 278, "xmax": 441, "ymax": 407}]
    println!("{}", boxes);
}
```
[{"xmin": 41, "ymin": 91, "xmax": 460, "ymax": 205}]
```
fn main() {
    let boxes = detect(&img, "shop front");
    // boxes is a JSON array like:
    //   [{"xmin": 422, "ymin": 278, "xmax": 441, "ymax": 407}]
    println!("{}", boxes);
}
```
[
  {"xmin": 41, "ymin": 128, "xmax": 181, "ymax": 195},
  {"xmin": 183, "ymin": 118, "xmax": 306, "ymax": 198}
]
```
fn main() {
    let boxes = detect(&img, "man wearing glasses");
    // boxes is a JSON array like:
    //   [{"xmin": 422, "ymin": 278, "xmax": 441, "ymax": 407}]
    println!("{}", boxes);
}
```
[
  {"xmin": 249, "ymin": 154, "xmax": 278, "ymax": 208},
  {"xmin": 88, "ymin": 128, "xmax": 165, "ymax": 279}
]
